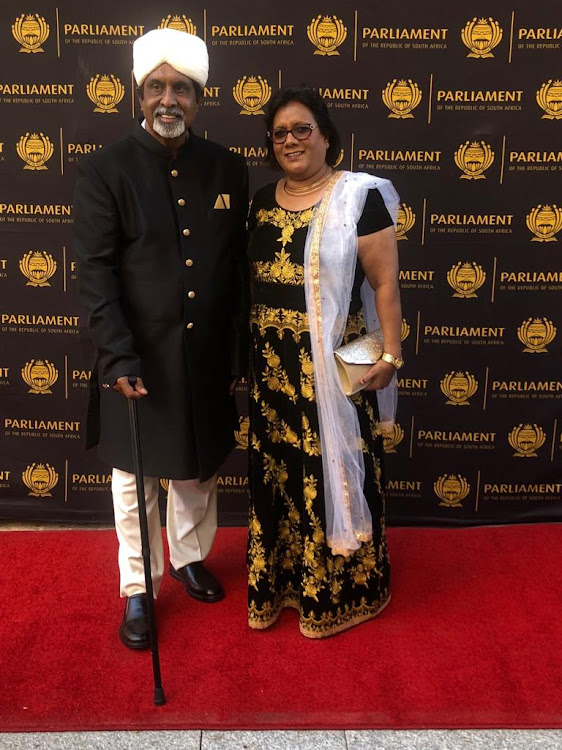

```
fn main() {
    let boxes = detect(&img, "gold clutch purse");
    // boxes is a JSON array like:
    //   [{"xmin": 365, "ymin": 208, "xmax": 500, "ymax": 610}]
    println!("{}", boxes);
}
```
[{"xmin": 334, "ymin": 330, "xmax": 384, "ymax": 396}]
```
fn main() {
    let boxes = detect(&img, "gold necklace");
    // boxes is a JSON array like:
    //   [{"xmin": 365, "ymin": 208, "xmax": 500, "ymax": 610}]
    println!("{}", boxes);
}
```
[{"xmin": 283, "ymin": 168, "xmax": 333, "ymax": 196}]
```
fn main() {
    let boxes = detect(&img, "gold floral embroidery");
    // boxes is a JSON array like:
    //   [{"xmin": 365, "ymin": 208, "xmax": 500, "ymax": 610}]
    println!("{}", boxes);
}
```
[
  {"xmin": 250, "ymin": 303, "xmax": 309, "ymax": 342},
  {"xmin": 262, "ymin": 453, "xmax": 289, "ymax": 495},
  {"xmin": 326, "ymin": 554, "xmax": 346, "ymax": 603},
  {"xmin": 302, "ymin": 414, "xmax": 321, "ymax": 456},
  {"xmin": 248, "ymin": 593, "xmax": 391, "ymax": 637},
  {"xmin": 249, "ymin": 598, "xmax": 280, "ymax": 624},
  {"xmin": 260, "ymin": 401, "xmax": 301, "ymax": 448},
  {"xmin": 248, "ymin": 193, "xmax": 392, "ymax": 639},
  {"xmin": 299, "ymin": 348, "xmax": 315, "ymax": 401},
  {"xmin": 248, "ymin": 590, "xmax": 300, "ymax": 629},
  {"xmin": 352, "ymin": 391, "xmax": 383, "ymax": 445},
  {"xmin": 298, "ymin": 594, "xmax": 390, "ymax": 639},
  {"xmin": 247, "ymin": 459, "xmax": 391, "ymax": 636},
  {"xmin": 343, "ymin": 311, "xmax": 367, "ymax": 342},
  {"xmin": 372, "ymin": 455, "xmax": 384, "ymax": 496},
  {"xmin": 262, "ymin": 454, "xmax": 303, "ymax": 579},
  {"xmin": 253, "ymin": 248, "xmax": 304, "ymax": 286},
  {"xmin": 301, "ymin": 475, "xmax": 328, "ymax": 602},
  {"xmin": 249, "ymin": 376, "xmax": 261, "ymax": 403},
  {"xmin": 276, "ymin": 499, "xmax": 302, "ymax": 574},
  {"xmin": 349, "ymin": 540, "xmax": 382, "ymax": 588},
  {"xmin": 261, "ymin": 342, "xmax": 297, "ymax": 403},
  {"xmin": 256, "ymin": 206, "xmax": 314, "ymax": 250},
  {"xmin": 248, "ymin": 508, "xmax": 267, "ymax": 590}
]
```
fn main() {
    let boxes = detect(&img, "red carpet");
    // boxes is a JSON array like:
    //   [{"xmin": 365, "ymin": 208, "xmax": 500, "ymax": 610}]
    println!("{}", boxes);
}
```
[{"xmin": 1, "ymin": 525, "xmax": 561, "ymax": 731}]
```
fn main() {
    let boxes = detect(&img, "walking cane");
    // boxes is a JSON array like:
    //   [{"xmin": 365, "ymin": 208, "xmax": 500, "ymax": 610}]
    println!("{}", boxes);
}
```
[{"xmin": 127, "ymin": 375, "xmax": 166, "ymax": 706}]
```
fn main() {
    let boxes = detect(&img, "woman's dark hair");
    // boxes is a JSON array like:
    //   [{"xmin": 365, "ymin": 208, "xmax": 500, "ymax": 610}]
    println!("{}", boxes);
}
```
[{"xmin": 264, "ymin": 86, "xmax": 342, "ymax": 170}]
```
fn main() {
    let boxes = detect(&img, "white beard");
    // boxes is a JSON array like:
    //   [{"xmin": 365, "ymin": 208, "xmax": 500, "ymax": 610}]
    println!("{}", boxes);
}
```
[{"xmin": 152, "ymin": 116, "xmax": 186, "ymax": 139}]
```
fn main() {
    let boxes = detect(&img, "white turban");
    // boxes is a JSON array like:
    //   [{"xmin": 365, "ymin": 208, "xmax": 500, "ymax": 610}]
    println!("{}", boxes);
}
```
[{"xmin": 133, "ymin": 28, "xmax": 209, "ymax": 88}]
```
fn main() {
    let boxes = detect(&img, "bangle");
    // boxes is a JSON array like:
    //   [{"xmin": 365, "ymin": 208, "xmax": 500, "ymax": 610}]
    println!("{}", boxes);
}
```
[{"xmin": 381, "ymin": 352, "xmax": 404, "ymax": 369}]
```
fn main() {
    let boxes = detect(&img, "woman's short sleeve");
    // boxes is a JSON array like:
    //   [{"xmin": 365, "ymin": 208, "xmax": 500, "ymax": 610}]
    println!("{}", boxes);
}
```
[
  {"xmin": 248, "ymin": 183, "xmax": 274, "ymax": 233},
  {"xmin": 357, "ymin": 188, "xmax": 394, "ymax": 237}
]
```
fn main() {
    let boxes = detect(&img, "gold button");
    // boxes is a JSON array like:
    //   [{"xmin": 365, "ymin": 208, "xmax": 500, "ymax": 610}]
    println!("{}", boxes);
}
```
[
  {"xmin": 186, "ymin": 322, "xmax": 194, "ymax": 329},
  {"xmin": 178, "ymin": 198, "xmax": 185, "ymax": 207},
  {"xmin": 188, "ymin": 291, "xmax": 195, "ymax": 299},
  {"xmin": 185, "ymin": 259, "xmax": 193, "ymax": 267},
  {"xmin": 171, "ymin": 169, "xmax": 178, "ymax": 177},
  {"xmin": 102, "ymin": 383, "xmax": 110, "ymax": 389},
  {"xmin": 183, "ymin": 228, "xmax": 190, "ymax": 237}
]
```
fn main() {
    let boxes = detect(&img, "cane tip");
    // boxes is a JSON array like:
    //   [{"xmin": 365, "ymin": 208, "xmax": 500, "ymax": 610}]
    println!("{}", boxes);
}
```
[{"xmin": 154, "ymin": 687, "xmax": 166, "ymax": 706}]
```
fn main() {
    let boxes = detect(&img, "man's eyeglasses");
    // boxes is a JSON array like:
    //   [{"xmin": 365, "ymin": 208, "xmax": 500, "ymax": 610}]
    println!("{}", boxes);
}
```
[{"xmin": 267, "ymin": 123, "xmax": 318, "ymax": 144}]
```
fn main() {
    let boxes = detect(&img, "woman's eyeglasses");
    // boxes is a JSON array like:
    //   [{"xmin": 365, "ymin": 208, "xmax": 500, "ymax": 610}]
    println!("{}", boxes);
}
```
[{"xmin": 267, "ymin": 123, "xmax": 318, "ymax": 144}]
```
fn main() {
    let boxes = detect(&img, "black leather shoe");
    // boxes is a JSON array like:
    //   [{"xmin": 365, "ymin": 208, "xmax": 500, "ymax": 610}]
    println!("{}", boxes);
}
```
[
  {"xmin": 119, "ymin": 594, "xmax": 150, "ymax": 649},
  {"xmin": 169, "ymin": 562, "xmax": 224, "ymax": 602}
]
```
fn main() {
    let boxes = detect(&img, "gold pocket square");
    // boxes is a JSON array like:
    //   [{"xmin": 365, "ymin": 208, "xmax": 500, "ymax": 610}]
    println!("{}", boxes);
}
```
[{"xmin": 213, "ymin": 194, "xmax": 230, "ymax": 209}]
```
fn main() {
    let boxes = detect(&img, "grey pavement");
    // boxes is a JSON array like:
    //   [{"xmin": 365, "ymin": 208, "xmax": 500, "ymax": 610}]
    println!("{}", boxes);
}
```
[{"xmin": 1, "ymin": 731, "xmax": 562, "ymax": 749}]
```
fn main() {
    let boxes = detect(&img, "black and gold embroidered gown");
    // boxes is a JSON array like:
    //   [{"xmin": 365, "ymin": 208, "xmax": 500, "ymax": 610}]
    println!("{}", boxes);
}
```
[{"xmin": 247, "ymin": 181, "xmax": 394, "ymax": 639}]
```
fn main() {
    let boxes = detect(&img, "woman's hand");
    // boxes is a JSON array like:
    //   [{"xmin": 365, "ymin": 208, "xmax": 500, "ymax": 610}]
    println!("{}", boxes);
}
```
[{"xmin": 360, "ymin": 360, "xmax": 396, "ymax": 391}]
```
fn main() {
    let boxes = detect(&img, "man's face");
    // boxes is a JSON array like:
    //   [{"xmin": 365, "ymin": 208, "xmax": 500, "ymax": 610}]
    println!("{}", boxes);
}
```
[{"xmin": 139, "ymin": 63, "xmax": 199, "ymax": 142}]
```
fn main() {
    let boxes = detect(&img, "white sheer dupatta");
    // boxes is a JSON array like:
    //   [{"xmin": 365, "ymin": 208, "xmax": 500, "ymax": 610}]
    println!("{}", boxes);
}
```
[{"xmin": 303, "ymin": 170, "xmax": 399, "ymax": 557}]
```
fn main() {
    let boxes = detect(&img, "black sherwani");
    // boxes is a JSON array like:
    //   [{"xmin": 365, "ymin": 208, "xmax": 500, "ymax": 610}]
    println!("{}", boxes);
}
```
[{"xmin": 72, "ymin": 121, "xmax": 249, "ymax": 481}]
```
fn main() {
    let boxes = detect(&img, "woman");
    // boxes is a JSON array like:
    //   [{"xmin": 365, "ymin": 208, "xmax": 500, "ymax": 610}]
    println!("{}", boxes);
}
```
[{"xmin": 247, "ymin": 87, "xmax": 403, "ymax": 638}]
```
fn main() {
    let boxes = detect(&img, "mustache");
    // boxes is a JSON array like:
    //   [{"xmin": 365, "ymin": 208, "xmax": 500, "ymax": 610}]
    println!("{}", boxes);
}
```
[{"xmin": 154, "ymin": 106, "xmax": 184, "ymax": 118}]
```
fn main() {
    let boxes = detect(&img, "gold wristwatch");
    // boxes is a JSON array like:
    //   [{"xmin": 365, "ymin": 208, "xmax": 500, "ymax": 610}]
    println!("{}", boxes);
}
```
[{"xmin": 381, "ymin": 352, "xmax": 404, "ymax": 369}]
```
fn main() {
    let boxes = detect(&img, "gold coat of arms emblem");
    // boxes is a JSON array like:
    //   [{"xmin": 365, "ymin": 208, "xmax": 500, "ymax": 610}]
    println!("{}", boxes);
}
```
[
  {"xmin": 440, "ymin": 371, "xmax": 478, "ymax": 406},
  {"xmin": 401, "ymin": 319, "xmax": 410, "ymax": 342},
  {"xmin": 434, "ymin": 474, "xmax": 470, "ymax": 508},
  {"xmin": 19, "ymin": 251, "xmax": 57, "ymax": 286},
  {"xmin": 536, "ymin": 80, "xmax": 562, "ymax": 120},
  {"xmin": 21, "ymin": 359, "xmax": 58, "ymax": 394},
  {"xmin": 16, "ymin": 132, "xmax": 54, "ymax": 170},
  {"xmin": 461, "ymin": 17, "xmax": 503, "ymax": 58},
  {"xmin": 447, "ymin": 261, "xmax": 486, "ymax": 298},
  {"xmin": 233, "ymin": 76, "xmax": 271, "ymax": 115},
  {"xmin": 517, "ymin": 318, "xmax": 556, "ymax": 353},
  {"xmin": 454, "ymin": 141, "xmax": 494, "ymax": 180},
  {"xmin": 526, "ymin": 204, "xmax": 562, "ymax": 242},
  {"xmin": 158, "ymin": 15, "xmax": 197, "ymax": 34},
  {"xmin": 86, "ymin": 74, "xmax": 125, "ymax": 114},
  {"xmin": 235, "ymin": 416, "xmax": 250, "ymax": 450},
  {"xmin": 334, "ymin": 149, "xmax": 345, "ymax": 168},
  {"xmin": 22, "ymin": 463, "xmax": 59, "ymax": 497},
  {"xmin": 382, "ymin": 423, "xmax": 404, "ymax": 454},
  {"xmin": 307, "ymin": 15, "xmax": 347, "ymax": 56},
  {"xmin": 12, "ymin": 13, "xmax": 49, "ymax": 53},
  {"xmin": 382, "ymin": 79, "xmax": 422, "ymax": 119},
  {"xmin": 396, "ymin": 203, "xmax": 416, "ymax": 240},
  {"xmin": 508, "ymin": 424, "xmax": 546, "ymax": 458}
]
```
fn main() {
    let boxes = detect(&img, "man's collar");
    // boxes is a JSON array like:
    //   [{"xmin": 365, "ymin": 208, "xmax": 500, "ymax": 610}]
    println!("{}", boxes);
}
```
[{"xmin": 132, "ymin": 117, "xmax": 196, "ymax": 158}]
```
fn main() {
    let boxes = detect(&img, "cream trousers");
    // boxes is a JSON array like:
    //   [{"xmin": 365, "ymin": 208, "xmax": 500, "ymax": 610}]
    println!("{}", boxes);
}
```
[{"xmin": 112, "ymin": 468, "xmax": 218, "ymax": 598}]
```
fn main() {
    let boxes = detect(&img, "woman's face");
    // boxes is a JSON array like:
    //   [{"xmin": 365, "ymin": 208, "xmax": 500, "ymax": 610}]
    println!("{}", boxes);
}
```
[{"xmin": 271, "ymin": 101, "xmax": 329, "ymax": 180}]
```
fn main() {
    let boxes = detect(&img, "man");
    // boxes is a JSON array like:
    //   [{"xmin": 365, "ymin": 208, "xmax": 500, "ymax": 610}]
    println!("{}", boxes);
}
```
[{"xmin": 72, "ymin": 28, "xmax": 249, "ymax": 649}]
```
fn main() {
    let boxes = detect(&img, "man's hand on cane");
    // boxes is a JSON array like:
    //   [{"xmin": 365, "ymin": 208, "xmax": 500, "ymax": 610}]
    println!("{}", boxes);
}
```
[
  {"xmin": 115, "ymin": 375, "xmax": 236, "ymax": 397},
  {"xmin": 113, "ymin": 376, "xmax": 148, "ymax": 399}
]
